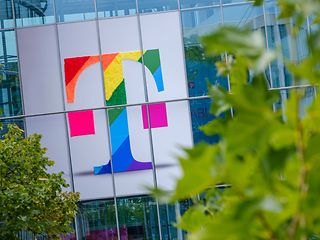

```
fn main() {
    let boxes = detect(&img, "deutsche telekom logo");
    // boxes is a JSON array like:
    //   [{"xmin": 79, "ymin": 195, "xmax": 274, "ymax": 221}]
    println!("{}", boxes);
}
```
[{"xmin": 64, "ymin": 49, "xmax": 168, "ymax": 174}]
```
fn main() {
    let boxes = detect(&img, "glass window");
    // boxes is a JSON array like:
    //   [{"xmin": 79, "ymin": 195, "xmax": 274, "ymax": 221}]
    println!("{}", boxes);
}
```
[
  {"xmin": 73, "ymin": 196, "xmax": 194, "ymax": 240},
  {"xmin": 117, "ymin": 196, "xmax": 160, "ymax": 239},
  {"xmin": 0, "ymin": 30, "xmax": 23, "ymax": 119},
  {"xmin": 309, "ymin": 15, "xmax": 320, "ymax": 33},
  {"xmin": 185, "ymin": 45, "xmax": 228, "ymax": 96},
  {"xmin": 222, "ymin": 3, "xmax": 263, "ymax": 27},
  {"xmin": 293, "ymin": 22, "xmax": 309, "ymax": 64},
  {"xmin": 222, "ymin": 0, "xmax": 248, "ymax": 4},
  {"xmin": 182, "ymin": 7, "xmax": 221, "ymax": 41},
  {"xmin": 76, "ymin": 199, "xmax": 117, "ymax": 239},
  {"xmin": 182, "ymin": 7, "xmax": 228, "ymax": 96},
  {"xmin": 138, "ymin": 0, "xmax": 178, "ymax": 13},
  {"xmin": 159, "ymin": 204, "xmax": 179, "ymax": 240},
  {"xmin": 97, "ymin": 0, "xmax": 137, "ymax": 18},
  {"xmin": 55, "ymin": 0, "xmax": 96, "ymax": 22},
  {"xmin": 13, "ymin": 0, "xmax": 55, "ymax": 27},
  {"xmin": 0, "ymin": 0, "xmax": 14, "ymax": 29},
  {"xmin": 0, "ymin": 118, "xmax": 24, "ymax": 137},
  {"xmin": 180, "ymin": 0, "xmax": 220, "ymax": 9},
  {"xmin": 264, "ymin": 1, "xmax": 301, "ymax": 87},
  {"xmin": 190, "ymin": 98, "xmax": 220, "ymax": 144},
  {"xmin": 222, "ymin": 3, "xmax": 265, "ymax": 87},
  {"xmin": 274, "ymin": 87, "xmax": 316, "ymax": 116}
]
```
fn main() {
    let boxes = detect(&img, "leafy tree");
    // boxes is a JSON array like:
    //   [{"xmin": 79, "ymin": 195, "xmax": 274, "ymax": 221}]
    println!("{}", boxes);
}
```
[
  {"xmin": 0, "ymin": 125, "xmax": 80, "ymax": 239},
  {"xmin": 155, "ymin": 0, "xmax": 320, "ymax": 239}
]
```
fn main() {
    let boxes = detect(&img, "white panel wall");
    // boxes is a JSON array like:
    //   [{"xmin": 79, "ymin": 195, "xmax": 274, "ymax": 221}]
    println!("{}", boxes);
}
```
[
  {"xmin": 58, "ymin": 21, "xmax": 105, "ymax": 111},
  {"xmin": 17, "ymin": 25, "xmax": 64, "ymax": 114},
  {"xmin": 58, "ymin": 21, "xmax": 114, "ymax": 200},
  {"xmin": 25, "ymin": 114, "xmax": 72, "ymax": 191},
  {"xmin": 17, "ymin": 26, "xmax": 72, "ymax": 190},
  {"xmin": 17, "ymin": 11, "xmax": 193, "ymax": 199},
  {"xmin": 140, "ymin": 12, "xmax": 189, "ymax": 101}
]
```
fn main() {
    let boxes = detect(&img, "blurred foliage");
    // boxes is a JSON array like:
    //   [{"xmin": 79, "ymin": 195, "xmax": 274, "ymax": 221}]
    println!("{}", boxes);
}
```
[
  {"xmin": 0, "ymin": 125, "xmax": 80, "ymax": 239},
  {"xmin": 153, "ymin": 0, "xmax": 320, "ymax": 239}
]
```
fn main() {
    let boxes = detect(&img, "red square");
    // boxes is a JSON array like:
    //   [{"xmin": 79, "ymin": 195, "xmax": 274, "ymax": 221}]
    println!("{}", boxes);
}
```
[{"xmin": 68, "ymin": 110, "xmax": 95, "ymax": 137}]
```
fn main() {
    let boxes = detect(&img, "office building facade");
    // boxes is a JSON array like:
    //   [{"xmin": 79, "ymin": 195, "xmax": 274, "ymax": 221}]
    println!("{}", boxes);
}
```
[{"xmin": 0, "ymin": 0, "xmax": 315, "ymax": 239}]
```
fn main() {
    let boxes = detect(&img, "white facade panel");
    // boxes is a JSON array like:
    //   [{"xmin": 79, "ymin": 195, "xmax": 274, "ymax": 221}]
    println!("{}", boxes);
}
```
[{"xmin": 17, "ymin": 25, "xmax": 64, "ymax": 114}]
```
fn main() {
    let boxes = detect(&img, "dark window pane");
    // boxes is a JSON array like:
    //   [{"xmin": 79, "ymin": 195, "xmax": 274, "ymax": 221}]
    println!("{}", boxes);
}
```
[
  {"xmin": 0, "ymin": 118, "xmax": 24, "ymax": 137},
  {"xmin": 190, "ymin": 98, "xmax": 220, "ymax": 144},
  {"xmin": 138, "ymin": 0, "xmax": 178, "ymax": 13},
  {"xmin": 159, "ymin": 204, "xmax": 178, "ymax": 240},
  {"xmin": 76, "ymin": 199, "xmax": 118, "ymax": 239},
  {"xmin": 55, "ymin": 0, "xmax": 96, "ymax": 22},
  {"xmin": 185, "ymin": 45, "xmax": 228, "ymax": 96},
  {"xmin": 0, "ymin": 0, "xmax": 14, "ymax": 29},
  {"xmin": 13, "ymin": 0, "xmax": 55, "ymax": 27},
  {"xmin": 97, "ymin": 0, "xmax": 137, "ymax": 18},
  {"xmin": 0, "ymin": 30, "xmax": 23, "ymax": 119},
  {"xmin": 117, "ymin": 196, "xmax": 160, "ymax": 239}
]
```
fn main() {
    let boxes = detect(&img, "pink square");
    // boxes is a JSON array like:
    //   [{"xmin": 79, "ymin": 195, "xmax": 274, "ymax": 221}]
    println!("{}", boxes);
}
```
[
  {"xmin": 68, "ymin": 110, "xmax": 95, "ymax": 137},
  {"xmin": 142, "ymin": 103, "xmax": 168, "ymax": 129}
]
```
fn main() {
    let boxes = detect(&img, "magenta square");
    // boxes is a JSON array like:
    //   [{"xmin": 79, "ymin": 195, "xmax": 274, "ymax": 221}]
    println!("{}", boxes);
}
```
[
  {"xmin": 142, "ymin": 103, "xmax": 168, "ymax": 129},
  {"xmin": 68, "ymin": 110, "xmax": 95, "ymax": 137}
]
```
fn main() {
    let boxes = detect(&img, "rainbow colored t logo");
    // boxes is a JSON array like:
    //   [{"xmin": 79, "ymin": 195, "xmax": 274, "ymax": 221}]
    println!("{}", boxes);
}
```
[{"xmin": 64, "ymin": 49, "xmax": 168, "ymax": 174}]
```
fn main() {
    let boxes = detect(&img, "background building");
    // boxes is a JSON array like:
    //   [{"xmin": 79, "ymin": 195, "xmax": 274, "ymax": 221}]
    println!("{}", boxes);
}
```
[{"xmin": 0, "ymin": 0, "xmax": 316, "ymax": 239}]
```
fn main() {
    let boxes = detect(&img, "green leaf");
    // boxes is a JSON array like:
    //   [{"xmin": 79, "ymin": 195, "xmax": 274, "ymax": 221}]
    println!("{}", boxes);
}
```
[{"xmin": 172, "ymin": 144, "xmax": 218, "ymax": 201}]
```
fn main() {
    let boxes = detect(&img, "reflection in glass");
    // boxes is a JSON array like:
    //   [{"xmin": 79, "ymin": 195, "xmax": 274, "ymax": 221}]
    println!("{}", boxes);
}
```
[
  {"xmin": 73, "ymin": 196, "xmax": 195, "ymax": 240},
  {"xmin": 223, "ymin": 3, "xmax": 265, "ymax": 85},
  {"xmin": 222, "ymin": 3, "xmax": 263, "ymax": 27},
  {"xmin": 117, "ymin": 196, "xmax": 160, "ymax": 239},
  {"xmin": 0, "ymin": 30, "xmax": 23, "ymax": 119},
  {"xmin": 97, "ymin": 0, "xmax": 136, "ymax": 18},
  {"xmin": 180, "ymin": 0, "xmax": 220, "ymax": 9},
  {"xmin": 264, "ymin": 1, "xmax": 309, "ymax": 87},
  {"xmin": 13, "ymin": 0, "xmax": 55, "ymax": 27},
  {"xmin": 182, "ymin": 7, "xmax": 228, "ymax": 97},
  {"xmin": 55, "ymin": 0, "xmax": 95, "ymax": 22},
  {"xmin": 274, "ymin": 87, "xmax": 316, "ymax": 115},
  {"xmin": 0, "ymin": 119, "xmax": 24, "ymax": 138},
  {"xmin": 185, "ymin": 44, "xmax": 228, "ymax": 96},
  {"xmin": 294, "ymin": 22, "xmax": 309, "ymax": 63},
  {"xmin": 190, "ymin": 98, "xmax": 220, "ymax": 144},
  {"xmin": 182, "ymin": 7, "xmax": 221, "ymax": 42},
  {"xmin": 138, "ymin": 0, "xmax": 178, "ymax": 13},
  {"xmin": 76, "ymin": 199, "xmax": 117, "ymax": 239},
  {"xmin": 309, "ymin": 15, "xmax": 320, "ymax": 33},
  {"xmin": 0, "ymin": 0, "xmax": 14, "ymax": 29},
  {"xmin": 159, "ymin": 204, "xmax": 178, "ymax": 240}
]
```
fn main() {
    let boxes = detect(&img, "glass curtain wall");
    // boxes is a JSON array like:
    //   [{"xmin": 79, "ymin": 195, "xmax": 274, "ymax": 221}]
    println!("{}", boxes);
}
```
[
  {"xmin": 0, "ymin": 29, "xmax": 23, "ymax": 132},
  {"xmin": 0, "ymin": 0, "xmax": 14, "ymax": 29}
]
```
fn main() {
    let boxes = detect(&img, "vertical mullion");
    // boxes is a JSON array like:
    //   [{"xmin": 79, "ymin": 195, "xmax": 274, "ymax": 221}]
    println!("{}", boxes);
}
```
[
  {"xmin": 135, "ymin": 0, "xmax": 163, "ymax": 238},
  {"xmin": 51, "ymin": 0, "xmax": 80, "ymax": 239}
]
